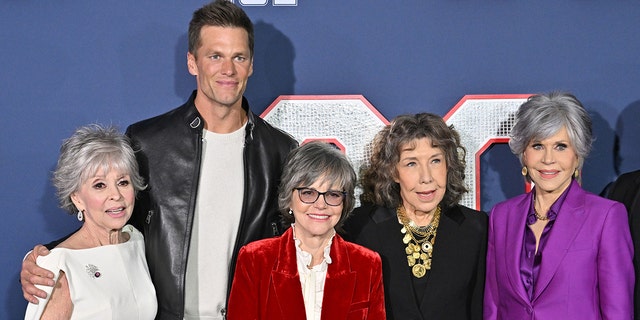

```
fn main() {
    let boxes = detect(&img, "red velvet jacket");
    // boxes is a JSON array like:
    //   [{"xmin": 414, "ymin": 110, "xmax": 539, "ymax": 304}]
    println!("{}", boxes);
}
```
[{"xmin": 227, "ymin": 227, "xmax": 385, "ymax": 320}]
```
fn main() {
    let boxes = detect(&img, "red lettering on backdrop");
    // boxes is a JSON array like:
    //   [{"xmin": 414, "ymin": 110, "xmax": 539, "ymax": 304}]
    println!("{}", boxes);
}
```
[{"xmin": 262, "ymin": 94, "xmax": 532, "ymax": 210}]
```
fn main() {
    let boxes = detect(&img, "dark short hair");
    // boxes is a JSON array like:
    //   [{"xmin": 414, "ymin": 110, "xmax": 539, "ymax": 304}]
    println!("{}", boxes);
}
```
[
  {"xmin": 360, "ymin": 113, "xmax": 467, "ymax": 209},
  {"xmin": 188, "ymin": 0, "xmax": 254, "ymax": 58},
  {"xmin": 278, "ymin": 141, "xmax": 357, "ymax": 229},
  {"xmin": 509, "ymin": 91, "xmax": 593, "ymax": 174},
  {"xmin": 53, "ymin": 124, "xmax": 146, "ymax": 214}
]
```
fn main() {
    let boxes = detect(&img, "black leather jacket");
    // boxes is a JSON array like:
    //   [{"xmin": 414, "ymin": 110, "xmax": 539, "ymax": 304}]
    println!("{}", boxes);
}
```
[{"xmin": 126, "ymin": 91, "xmax": 297, "ymax": 319}]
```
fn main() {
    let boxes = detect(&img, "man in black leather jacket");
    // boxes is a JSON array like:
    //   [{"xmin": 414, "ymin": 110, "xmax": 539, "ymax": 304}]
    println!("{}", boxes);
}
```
[
  {"xmin": 125, "ymin": 91, "xmax": 296, "ymax": 319},
  {"xmin": 124, "ymin": 1, "xmax": 298, "ymax": 317},
  {"xmin": 21, "ymin": 1, "xmax": 297, "ymax": 319}
]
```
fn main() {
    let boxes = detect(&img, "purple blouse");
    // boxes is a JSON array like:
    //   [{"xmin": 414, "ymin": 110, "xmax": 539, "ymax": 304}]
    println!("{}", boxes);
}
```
[{"xmin": 519, "ymin": 180, "xmax": 574, "ymax": 301}]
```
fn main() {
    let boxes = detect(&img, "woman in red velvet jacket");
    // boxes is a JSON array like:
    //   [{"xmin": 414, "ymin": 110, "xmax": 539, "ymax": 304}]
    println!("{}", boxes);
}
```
[{"xmin": 227, "ymin": 141, "xmax": 385, "ymax": 320}]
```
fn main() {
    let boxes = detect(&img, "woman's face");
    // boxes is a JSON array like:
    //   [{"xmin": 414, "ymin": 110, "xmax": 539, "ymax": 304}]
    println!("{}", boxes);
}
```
[
  {"xmin": 71, "ymin": 167, "xmax": 135, "ymax": 233},
  {"xmin": 290, "ymin": 178, "xmax": 343, "ymax": 241},
  {"xmin": 523, "ymin": 126, "xmax": 579, "ymax": 197},
  {"xmin": 394, "ymin": 138, "xmax": 447, "ymax": 216}
]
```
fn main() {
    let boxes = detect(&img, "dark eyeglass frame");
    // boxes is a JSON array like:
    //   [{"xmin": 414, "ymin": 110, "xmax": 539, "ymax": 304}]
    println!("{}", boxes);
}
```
[{"xmin": 294, "ymin": 187, "xmax": 347, "ymax": 206}]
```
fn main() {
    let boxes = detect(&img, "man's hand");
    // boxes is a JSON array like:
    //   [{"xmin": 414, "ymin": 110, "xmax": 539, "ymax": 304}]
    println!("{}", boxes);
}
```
[{"xmin": 21, "ymin": 245, "xmax": 54, "ymax": 304}]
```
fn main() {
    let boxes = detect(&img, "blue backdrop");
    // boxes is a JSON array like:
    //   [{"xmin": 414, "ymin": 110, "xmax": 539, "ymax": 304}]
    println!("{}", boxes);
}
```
[{"xmin": 2, "ymin": 1, "xmax": 639, "ymax": 318}]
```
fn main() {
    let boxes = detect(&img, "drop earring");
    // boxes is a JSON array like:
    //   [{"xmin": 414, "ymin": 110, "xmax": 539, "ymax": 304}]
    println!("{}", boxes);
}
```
[
  {"xmin": 574, "ymin": 169, "xmax": 579, "ymax": 178},
  {"xmin": 77, "ymin": 210, "xmax": 84, "ymax": 222},
  {"xmin": 521, "ymin": 166, "xmax": 528, "ymax": 176},
  {"xmin": 288, "ymin": 209, "xmax": 293, "ymax": 215}
]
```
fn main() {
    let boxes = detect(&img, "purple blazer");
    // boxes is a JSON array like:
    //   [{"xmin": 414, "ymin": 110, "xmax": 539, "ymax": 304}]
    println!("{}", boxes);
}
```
[{"xmin": 484, "ymin": 181, "xmax": 634, "ymax": 319}]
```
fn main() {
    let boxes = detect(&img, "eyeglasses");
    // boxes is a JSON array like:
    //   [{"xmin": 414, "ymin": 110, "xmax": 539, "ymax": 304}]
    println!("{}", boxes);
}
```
[{"xmin": 294, "ymin": 187, "xmax": 346, "ymax": 206}]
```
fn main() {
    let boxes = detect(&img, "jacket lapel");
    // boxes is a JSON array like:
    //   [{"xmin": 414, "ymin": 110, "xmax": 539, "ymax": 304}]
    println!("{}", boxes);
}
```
[
  {"xmin": 322, "ymin": 235, "xmax": 357, "ymax": 320},
  {"xmin": 376, "ymin": 210, "xmax": 425, "ymax": 319},
  {"xmin": 271, "ymin": 228, "xmax": 308, "ymax": 319},
  {"xmin": 504, "ymin": 193, "xmax": 532, "ymax": 304},
  {"xmin": 533, "ymin": 182, "xmax": 587, "ymax": 300},
  {"xmin": 418, "ymin": 207, "xmax": 462, "ymax": 316}
]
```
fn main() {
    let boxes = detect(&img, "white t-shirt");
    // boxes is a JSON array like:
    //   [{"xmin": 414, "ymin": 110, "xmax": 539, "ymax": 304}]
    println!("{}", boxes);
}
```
[{"xmin": 184, "ymin": 126, "xmax": 245, "ymax": 320}]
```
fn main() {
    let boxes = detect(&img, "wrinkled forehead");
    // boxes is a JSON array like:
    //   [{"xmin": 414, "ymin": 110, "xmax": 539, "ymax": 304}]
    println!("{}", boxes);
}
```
[{"xmin": 398, "ymin": 137, "xmax": 442, "ymax": 154}]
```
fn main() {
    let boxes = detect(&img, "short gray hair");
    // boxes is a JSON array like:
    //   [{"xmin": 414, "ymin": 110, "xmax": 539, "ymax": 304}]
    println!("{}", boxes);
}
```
[
  {"xmin": 509, "ymin": 91, "xmax": 593, "ymax": 170},
  {"xmin": 53, "ymin": 124, "xmax": 146, "ymax": 214},
  {"xmin": 278, "ymin": 141, "xmax": 357, "ymax": 229}
]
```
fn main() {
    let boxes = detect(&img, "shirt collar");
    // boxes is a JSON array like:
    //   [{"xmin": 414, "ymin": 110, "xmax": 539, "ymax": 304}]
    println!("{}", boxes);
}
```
[
  {"xmin": 291, "ymin": 223, "xmax": 334, "ymax": 269},
  {"xmin": 527, "ymin": 178, "xmax": 576, "ymax": 225}
]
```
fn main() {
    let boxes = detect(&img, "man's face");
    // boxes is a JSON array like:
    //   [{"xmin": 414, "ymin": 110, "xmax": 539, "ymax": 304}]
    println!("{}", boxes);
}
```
[{"xmin": 187, "ymin": 26, "xmax": 253, "ymax": 109}]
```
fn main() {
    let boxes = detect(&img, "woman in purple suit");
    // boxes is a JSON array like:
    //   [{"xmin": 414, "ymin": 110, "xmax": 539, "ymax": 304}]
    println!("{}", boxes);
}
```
[{"xmin": 484, "ymin": 92, "xmax": 634, "ymax": 319}]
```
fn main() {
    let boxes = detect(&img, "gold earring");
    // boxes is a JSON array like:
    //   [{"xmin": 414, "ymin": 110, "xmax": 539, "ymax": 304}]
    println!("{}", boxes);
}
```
[
  {"xmin": 574, "ymin": 169, "xmax": 579, "ymax": 178},
  {"xmin": 521, "ymin": 166, "xmax": 528, "ymax": 176}
]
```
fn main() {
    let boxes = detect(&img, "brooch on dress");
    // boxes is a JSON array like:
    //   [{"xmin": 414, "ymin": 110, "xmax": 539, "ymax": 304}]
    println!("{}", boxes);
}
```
[{"xmin": 85, "ymin": 264, "xmax": 101, "ymax": 278}]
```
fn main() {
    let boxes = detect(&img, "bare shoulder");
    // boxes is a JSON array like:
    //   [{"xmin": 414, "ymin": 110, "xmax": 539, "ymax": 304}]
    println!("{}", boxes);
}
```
[
  {"xmin": 40, "ymin": 271, "xmax": 72, "ymax": 320},
  {"xmin": 55, "ymin": 232, "xmax": 84, "ymax": 250}
]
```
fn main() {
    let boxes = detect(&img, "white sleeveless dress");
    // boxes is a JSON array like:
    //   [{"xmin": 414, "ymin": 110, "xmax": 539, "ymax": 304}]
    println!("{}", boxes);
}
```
[{"xmin": 24, "ymin": 224, "xmax": 157, "ymax": 319}]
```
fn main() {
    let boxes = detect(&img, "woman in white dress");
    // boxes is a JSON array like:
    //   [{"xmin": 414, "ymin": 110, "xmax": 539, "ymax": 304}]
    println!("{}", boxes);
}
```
[{"xmin": 24, "ymin": 124, "xmax": 157, "ymax": 319}]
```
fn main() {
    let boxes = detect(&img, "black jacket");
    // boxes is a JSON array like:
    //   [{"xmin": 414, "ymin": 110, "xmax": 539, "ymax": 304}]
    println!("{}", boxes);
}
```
[
  {"xmin": 126, "ymin": 91, "xmax": 297, "ymax": 319},
  {"xmin": 604, "ymin": 169, "xmax": 640, "ymax": 320},
  {"xmin": 342, "ymin": 204, "xmax": 487, "ymax": 320}
]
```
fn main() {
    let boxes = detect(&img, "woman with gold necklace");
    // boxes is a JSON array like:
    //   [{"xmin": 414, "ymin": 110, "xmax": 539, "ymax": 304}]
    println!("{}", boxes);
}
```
[
  {"xmin": 484, "ymin": 92, "xmax": 633, "ymax": 319},
  {"xmin": 343, "ymin": 113, "xmax": 487, "ymax": 319}
]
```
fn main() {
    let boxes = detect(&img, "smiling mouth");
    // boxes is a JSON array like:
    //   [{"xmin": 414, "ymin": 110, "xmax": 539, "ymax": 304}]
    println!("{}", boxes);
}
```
[
  {"xmin": 217, "ymin": 80, "xmax": 238, "ymax": 86},
  {"xmin": 308, "ymin": 214, "xmax": 330, "ymax": 220},
  {"xmin": 538, "ymin": 170, "xmax": 560, "ymax": 177},
  {"xmin": 106, "ymin": 207, "xmax": 126, "ymax": 214}
]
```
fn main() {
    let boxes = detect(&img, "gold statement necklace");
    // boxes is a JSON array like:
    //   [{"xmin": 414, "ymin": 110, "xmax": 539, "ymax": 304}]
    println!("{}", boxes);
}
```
[{"xmin": 397, "ymin": 205, "xmax": 441, "ymax": 278}]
